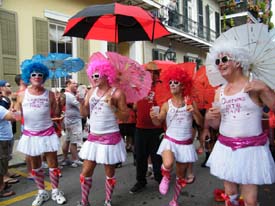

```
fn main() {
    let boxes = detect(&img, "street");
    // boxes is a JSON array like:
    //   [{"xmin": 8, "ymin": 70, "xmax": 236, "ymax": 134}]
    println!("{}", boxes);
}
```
[{"xmin": 1, "ymin": 152, "xmax": 275, "ymax": 206}]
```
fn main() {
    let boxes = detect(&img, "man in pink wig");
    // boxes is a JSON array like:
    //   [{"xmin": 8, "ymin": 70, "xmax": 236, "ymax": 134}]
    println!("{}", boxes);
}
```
[{"xmin": 78, "ymin": 58, "xmax": 129, "ymax": 206}]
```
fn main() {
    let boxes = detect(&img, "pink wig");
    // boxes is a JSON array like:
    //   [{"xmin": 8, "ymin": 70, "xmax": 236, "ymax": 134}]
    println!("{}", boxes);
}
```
[
  {"xmin": 160, "ymin": 65, "xmax": 193, "ymax": 97},
  {"xmin": 86, "ymin": 60, "xmax": 116, "ymax": 85}
]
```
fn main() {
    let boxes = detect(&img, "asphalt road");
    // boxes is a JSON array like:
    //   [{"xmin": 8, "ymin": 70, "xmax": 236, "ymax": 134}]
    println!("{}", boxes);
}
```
[{"xmin": 1, "ymin": 152, "xmax": 275, "ymax": 206}]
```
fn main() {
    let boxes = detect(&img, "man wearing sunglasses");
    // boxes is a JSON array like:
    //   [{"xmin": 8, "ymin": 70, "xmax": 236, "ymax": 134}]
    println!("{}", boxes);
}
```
[
  {"xmin": 150, "ymin": 66, "xmax": 203, "ymax": 206},
  {"xmin": 78, "ymin": 59, "xmax": 129, "ymax": 206},
  {"xmin": 201, "ymin": 41, "xmax": 275, "ymax": 206},
  {"xmin": 15, "ymin": 62, "xmax": 66, "ymax": 206}
]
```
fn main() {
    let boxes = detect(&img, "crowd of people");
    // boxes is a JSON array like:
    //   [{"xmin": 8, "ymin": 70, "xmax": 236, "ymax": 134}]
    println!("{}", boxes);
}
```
[{"xmin": 1, "ymin": 42, "xmax": 275, "ymax": 206}]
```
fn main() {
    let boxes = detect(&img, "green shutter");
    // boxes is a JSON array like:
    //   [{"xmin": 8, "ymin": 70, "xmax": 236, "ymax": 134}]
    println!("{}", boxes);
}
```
[
  {"xmin": 0, "ymin": 9, "xmax": 18, "ymax": 83},
  {"xmin": 33, "ymin": 17, "xmax": 49, "ymax": 56},
  {"xmin": 33, "ymin": 17, "xmax": 50, "ymax": 88},
  {"xmin": 77, "ymin": 38, "xmax": 89, "ymax": 85}
]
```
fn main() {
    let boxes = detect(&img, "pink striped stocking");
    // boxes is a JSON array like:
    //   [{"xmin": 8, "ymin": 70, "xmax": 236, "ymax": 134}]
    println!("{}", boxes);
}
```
[
  {"xmin": 170, "ymin": 177, "xmax": 187, "ymax": 205},
  {"xmin": 32, "ymin": 167, "xmax": 45, "ymax": 190},
  {"xmin": 80, "ymin": 174, "xmax": 92, "ymax": 205},
  {"xmin": 105, "ymin": 176, "xmax": 116, "ymax": 203},
  {"xmin": 49, "ymin": 168, "xmax": 61, "ymax": 189}
]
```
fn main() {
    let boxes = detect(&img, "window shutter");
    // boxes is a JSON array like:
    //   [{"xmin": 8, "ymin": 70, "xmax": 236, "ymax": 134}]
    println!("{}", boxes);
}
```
[
  {"xmin": 33, "ymin": 17, "xmax": 49, "ymax": 56},
  {"xmin": 77, "ymin": 38, "xmax": 89, "ymax": 85},
  {"xmin": 205, "ymin": 5, "xmax": 210, "ymax": 41},
  {"xmin": 197, "ymin": 0, "xmax": 204, "ymax": 38},
  {"xmin": 215, "ymin": 12, "xmax": 220, "ymax": 38},
  {"xmin": 183, "ymin": 0, "xmax": 188, "ymax": 32},
  {"xmin": 152, "ymin": 49, "xmax": 159, "ymax": 60},
  {"xmin": 0, "ymin": 9, "xmax": 18, "ymax": 83}
]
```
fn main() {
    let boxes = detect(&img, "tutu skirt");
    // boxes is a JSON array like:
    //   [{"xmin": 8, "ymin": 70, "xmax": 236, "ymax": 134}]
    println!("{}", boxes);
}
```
[
  {"xmin": 17, "ymin": 134, "xmax": 60, "ymax": 156},
  {"xmin": 157, "ymin": 138, "xmax": 198, "ymax": 163},
  {"xmin": 207, "ymin": 140, "xmax": 275, "ymax": 185},
  {"xmin": 79, "ymin": 139, "xmax": 126, "ymax": 164}
]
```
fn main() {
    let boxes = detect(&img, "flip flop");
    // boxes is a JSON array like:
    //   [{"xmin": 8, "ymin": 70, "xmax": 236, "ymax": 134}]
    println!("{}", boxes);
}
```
[
  {"xmin": 4, "ymin": 177, "xmax": 19, "ymax": 184},
  {"xmin": 186, "ymin": 175, "xmax": 196, "ymax": 184},
  {"xmin": 9, "ymin": 173, "xmax": 21, "ymax": 178},
  {"xmin": 0, "ymin": 190, "xmax": 15, "ymax": 198}
]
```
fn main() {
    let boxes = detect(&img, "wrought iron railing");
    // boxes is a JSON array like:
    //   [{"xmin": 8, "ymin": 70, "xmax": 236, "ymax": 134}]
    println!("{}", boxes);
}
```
[{"xmin": 151, "ymin": 6, "xmax": 218, "ymax": 44}]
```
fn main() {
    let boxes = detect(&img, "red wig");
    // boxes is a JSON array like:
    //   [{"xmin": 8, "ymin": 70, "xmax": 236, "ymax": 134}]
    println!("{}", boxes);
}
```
[{"xmin": 156, "ymin": 65, "xmax": 193, "ymax": 106}]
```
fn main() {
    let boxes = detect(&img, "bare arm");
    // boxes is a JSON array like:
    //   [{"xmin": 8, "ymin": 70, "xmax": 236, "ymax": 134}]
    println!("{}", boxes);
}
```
[
  {"xmin": 49, "ymin": 91, "xmax": 60, "ymax": 118},
  {"xmin": 244, "ymin": 80, "xmax": 275, "ymax": 111},
  {"xmin": 192, "ymin": 102, "xmax": 203, "ymax": 128},
  {"xmin": 80, "ymin": 89, "xmax": 93, "ymax": 118},
  {"xmin": 150, "ymin": 102, "xmax": 168, "ymax": 126},
  {"xmin": 107, "ymin": 89, "xmax": 129, "ymax": 122}
]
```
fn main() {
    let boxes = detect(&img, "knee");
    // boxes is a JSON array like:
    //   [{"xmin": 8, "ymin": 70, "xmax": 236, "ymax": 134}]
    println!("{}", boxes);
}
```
[{"xmin": 244, "ymin": 196, "xmax": 257, "ymax": 206}]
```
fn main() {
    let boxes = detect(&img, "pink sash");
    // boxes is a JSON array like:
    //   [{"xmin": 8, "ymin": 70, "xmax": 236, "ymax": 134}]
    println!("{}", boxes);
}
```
[
  {"xmin": 164, "ymin": 135, "xmax": 193, "ymax": 145},
  {"xmin": 23, "ymin": 126, "xmax": 55, "ymax": 136},
  {"xmin": 218, "ymin": 133, "xmax": 268, "ymax": 151},
  {"xmin": 88, "ymin": 132, "xmax": 122, "ymax": 145}
]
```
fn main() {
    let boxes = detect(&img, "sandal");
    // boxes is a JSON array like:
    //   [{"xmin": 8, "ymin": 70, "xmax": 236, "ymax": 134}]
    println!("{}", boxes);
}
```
[
  {"xmin": 186, "ymin": 175, "xmax": 196, "ymax": 184},
  {"xmin": 4, "ymin": 177, "xmax": 19, "ymax": 184},
  {"xmin": 0, "ymin": 190, "xmax": 15, "ymax": 198},
  {"xmin": 9, "ymin": 173, "xmax": 21, "ymax": 178}
]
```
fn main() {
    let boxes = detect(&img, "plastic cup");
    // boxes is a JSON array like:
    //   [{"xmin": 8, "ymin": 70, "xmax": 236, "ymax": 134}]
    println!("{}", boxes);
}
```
[
  {"xmin": 152, "ymin": 106, "xmax": 160, "ymax": 114},
  {"xmin": 78, "ymin": 85, "xmax": 86, "ymax": 99},
  {"xmin": 212, "ymin": 102, "xmax": 221, "ymax": 109}
]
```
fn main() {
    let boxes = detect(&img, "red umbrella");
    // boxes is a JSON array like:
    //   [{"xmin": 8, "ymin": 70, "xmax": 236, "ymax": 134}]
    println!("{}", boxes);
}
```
[
  {"xmin": 63, "ymin": 3, "xmax": 170, "ymax": 43},
  {"xmin": 191, "ymin": 66, "xmax": 218, "ymax": 109}
]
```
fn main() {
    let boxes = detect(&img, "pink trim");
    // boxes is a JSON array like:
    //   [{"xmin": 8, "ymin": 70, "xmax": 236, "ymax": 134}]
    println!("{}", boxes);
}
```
[
  {"xmin": 23, "ymin": 126, "xmax": 55, "ymax": 136},
  {"xmin": 88, "ymin": 132, "xmax": 122, "ymax": 145},
  {"xmin": 218, "ymin": 133, "xmax": 268, "ymax": 151},
  {"xmin": 164, "ymin": 135, "xmax": 193, "ymax": 145}
]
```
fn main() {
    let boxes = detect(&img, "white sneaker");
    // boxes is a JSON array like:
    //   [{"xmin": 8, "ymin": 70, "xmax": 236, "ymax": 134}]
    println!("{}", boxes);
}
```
[
  {"xmin": 104, "ymin": 200, "xmax": 112, "ymax": 206},
  {"xmin": 52, "ymin": 190, "xmax": 66, "ymax": 204},
  {"xmin": 32, "ymin": 191, "xmax": 50, "ymax": 206},
  {"xmin": 71, "ymin": 160, "xmax": 83, "ymax": 168}
]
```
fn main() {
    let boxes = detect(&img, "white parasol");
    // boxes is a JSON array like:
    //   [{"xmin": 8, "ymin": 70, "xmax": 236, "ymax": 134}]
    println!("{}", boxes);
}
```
[{"xmin": 206, "ymin": 23, "xmax": 275, "ymax": 89}]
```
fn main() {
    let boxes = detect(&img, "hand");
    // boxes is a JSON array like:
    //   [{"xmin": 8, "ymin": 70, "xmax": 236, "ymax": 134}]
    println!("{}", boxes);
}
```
[
  {"xmin": 206, "ymin": 107, "xmax": 221, "ymax": 120},
  {"xmin": 186, "ymin": 104, "xmax": 194, "ymax": 112}
]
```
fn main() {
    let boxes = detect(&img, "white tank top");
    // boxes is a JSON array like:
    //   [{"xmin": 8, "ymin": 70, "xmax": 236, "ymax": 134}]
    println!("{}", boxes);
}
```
[
  {"xmin": 219, "ymin": 85, "xmax": 263, "ymax": 137},
  {"xmin": 166, "ymin": 99, "xmax": 193, "ymax": 141},
  {"xmin": 22, "ymin": 88, "xmax": 53, "ymax": 131},
  {"xmin": 89, "ymin": 87, "xmax": 119, "ymax": 134}
]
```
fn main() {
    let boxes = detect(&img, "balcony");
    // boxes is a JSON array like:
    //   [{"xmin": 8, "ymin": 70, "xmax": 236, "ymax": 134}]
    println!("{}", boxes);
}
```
[
  {"xmin": 220, "ymin": 1, "xmax": 248, "ymax": 16},
  {"xmin": 117, "ymin": 0, "xmax": 215, "ymax": 50}
]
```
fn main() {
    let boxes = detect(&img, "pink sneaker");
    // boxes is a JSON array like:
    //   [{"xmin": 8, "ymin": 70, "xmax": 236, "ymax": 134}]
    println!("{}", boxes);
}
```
[
  {"xmin": 159, "ymin": 176, "xmax": 170, "ymax": 195},
  {"xmin": 169, "ymin": 200, "xmax": 179, "ymax": 206}
]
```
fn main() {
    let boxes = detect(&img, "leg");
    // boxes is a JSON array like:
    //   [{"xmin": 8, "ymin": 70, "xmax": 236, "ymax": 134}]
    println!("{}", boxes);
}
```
[
  {"xmin": 186, "ymin": 163, "xmax": 195, "ymax": 184},
  {"xmin": 240, "ymin": 184, "xmax": 258, "ymax": 206},
  {"xmin": 104, "ymin": 164, "xmax": 116, "ymax": 206},
  {"xmin": 169, "ymin": 162, "xmax": 188, "ymax": 206},
  {"xmin": 149, "ymin": 129, "xmax": 163, "ymax": 183},
  {"xmin": 45, "ymin": 152, "xmax": 66, "ymax": 204},
  {"xmin": 30, "ymin": 155, "xmax": 50, "ymax": 206},
  {"xmin": 224, "ymin": 181, "xmax": 239, "ymax": 206},
  {"xmin": 70, "ymin": 143, "xmax": 78, "ymax": 161},
  {"xmin": 79, "ymin": 160, "xmax": 96, "ymax": 206},
  {"xmin": 61, "ymin": 140, "xmax": 70, "ymax": 165},
  {"xmin": 159, "ymin": 150, "xmax": 174, "ymax": 195}
]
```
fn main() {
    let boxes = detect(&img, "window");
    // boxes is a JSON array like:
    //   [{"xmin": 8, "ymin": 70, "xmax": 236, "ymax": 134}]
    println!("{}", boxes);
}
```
[
  {"xmin": 49, "ymin": 22, "xmax": 72, "ymax": 88},
  {"xmin": 152, "ymin": 48, "xmax": 166, "ymax": 60}
]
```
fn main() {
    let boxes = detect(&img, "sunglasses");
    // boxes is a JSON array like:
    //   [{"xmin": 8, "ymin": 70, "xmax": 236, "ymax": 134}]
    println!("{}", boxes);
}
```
[
  {"xmin": 169, "ymin": 80, "xmax": 180, "ymax": 86},
  {"xmin": 30, "ymin": 72, "xmax": 44, "ymax": 78},
  {"xmin": 215, "ymin": 56, "xmax": 233, "ymax": 66},
  {"xmin": 5, "ymin": 84, "xmax": 11, "ymax": 87},
  {"xmin": 91, "ymin": 73, "xmax": 101, "ymax": 80}
]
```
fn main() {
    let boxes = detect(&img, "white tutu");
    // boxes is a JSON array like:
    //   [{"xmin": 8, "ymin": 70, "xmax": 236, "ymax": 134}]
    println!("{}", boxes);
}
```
[
  {"xmin": 79, "ymin": 139, "xmax": 126, "ymax": 164},
  {"xmin": 206, "ymin": 140, "xmax": 275, "ymax": 185},
  {"xmin": 157, "ymin": 138, "xmax": 198, "ymax": 163},
  {"xmin": 17, "ymin": 134, "xmax": 60, "ymax": 156}
]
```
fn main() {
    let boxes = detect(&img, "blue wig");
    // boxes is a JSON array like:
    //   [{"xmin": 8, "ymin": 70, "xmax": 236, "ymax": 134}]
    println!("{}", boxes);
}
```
[{"xmin": 21, "ymin": 62, "xmax": 49, "ymax": 84}]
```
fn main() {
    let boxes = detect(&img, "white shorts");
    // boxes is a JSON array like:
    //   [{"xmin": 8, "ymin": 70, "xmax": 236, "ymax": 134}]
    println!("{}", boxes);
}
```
[{"xmin": 64, "ymin": 121, "xmax": 82, "ymax": 143}]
